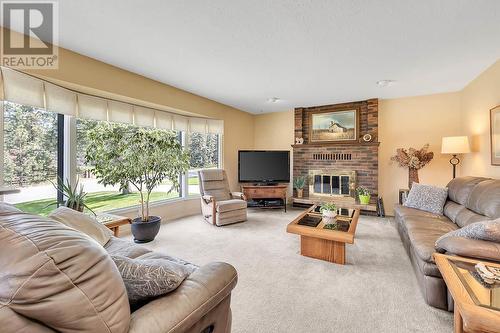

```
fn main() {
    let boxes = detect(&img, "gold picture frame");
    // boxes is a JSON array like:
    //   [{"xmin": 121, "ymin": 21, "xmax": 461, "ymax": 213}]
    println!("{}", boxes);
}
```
[
  {"xmin": 309, "ymin": 108, "xmax": 359, "ymax": 143},
  {"xmin": 491, "ymin": 105, "xmax": 500, "ymax": 165}
]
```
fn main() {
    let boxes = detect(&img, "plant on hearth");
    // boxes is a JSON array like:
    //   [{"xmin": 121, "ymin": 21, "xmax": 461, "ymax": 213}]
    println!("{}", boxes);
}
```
[
  {"xmin": 390, "ymin": 144, "xmax": 434, "ymax": 189},
  {"xmin": 293, "ymin": 175, "xmax": 307, "ymax": 198},
  {"xmin": 356, "ymin": 186, "xmax": 371, "ymax": 205}
]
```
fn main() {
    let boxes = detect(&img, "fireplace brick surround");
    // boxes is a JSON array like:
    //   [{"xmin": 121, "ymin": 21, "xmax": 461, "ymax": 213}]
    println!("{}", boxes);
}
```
[{"xmin": 293, "ymin": 99, "xmax": 379, "ymax": 199}]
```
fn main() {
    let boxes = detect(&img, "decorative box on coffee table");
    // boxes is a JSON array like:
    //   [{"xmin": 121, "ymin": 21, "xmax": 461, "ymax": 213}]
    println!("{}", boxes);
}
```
[{"xmin": 286, "ymin": 205, "xmax": 360, "ymax": 265}]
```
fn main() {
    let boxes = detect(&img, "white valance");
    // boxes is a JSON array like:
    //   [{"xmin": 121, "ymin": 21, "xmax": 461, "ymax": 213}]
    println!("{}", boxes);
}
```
[
  {"xmin": 108, "ymin": 100, "xmax": 134, "ymax": 124},
  {"xmin": 207, "ymin": 119, "xmax": 224, "ymax": 134},
  {"xmin": 45, "ymin": 82, "xmax": 77, "ymax": 116},
  {"xmin": 189, "ymin": 117, "xmax": 208, "ymax": 133},
  {"xmin": 0, "ymin": 66, "xmax": 223, "ymax": 134},
  {"xmin": 2, "ymin": 67, "xmax": 45, "ymax": 108},
  {"xmin": 173, "ymin": 115, "xmax": 188, "ymax": 132},
  {"xmin": 77, "ymin": 94, "xmax": 108, "ymax": 121}
]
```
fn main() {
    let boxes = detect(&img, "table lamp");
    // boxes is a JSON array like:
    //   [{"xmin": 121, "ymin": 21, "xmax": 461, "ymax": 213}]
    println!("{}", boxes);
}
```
[{"xmin": 441, "ymin": 136, "xmax": 470, "ymax": 179}]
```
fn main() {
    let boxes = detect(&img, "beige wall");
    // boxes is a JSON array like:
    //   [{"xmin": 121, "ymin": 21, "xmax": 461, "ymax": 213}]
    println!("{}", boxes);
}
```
[
  {"xmin": 460, "ymin": 59, "xmax": 500, "ymax": 178},
  {"xmin": 378, "ymin": 93, "xmax": 462, "ymax": 214},
  {"xmin": 253, "ymin": 111, "xmax": 295, "ymax": 196}
]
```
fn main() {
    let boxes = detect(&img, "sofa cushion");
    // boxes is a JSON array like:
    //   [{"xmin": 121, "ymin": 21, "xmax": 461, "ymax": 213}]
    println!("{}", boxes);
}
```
[
  {"xmin": 0, "ymin": 211, "xmax": 130, "ymax": 333},
  {"xmin": 466, "ymin": 179, "xmax": 500, "ymax": 219},
  {"xmin": 394, "ymin": 204, "xmax": 448, "ymax": 221},
  {"xmin": 49, "ymin": 206, "xmax": 113, "ymax": 246},
  {"xmin": 436, "ymin": 218, "xmax": 500, "ymax": 245},
  {"xmin": 105, "ymin": 236, "xmax": 152, "ymax": 259},
  {"xmin": 404, "ymin": 183, "xmax": 448, "ymax": 215},
  {"xmin": 112, "ymin": 255, "xmax": 195, "ymax": 304},
  {"xmin": 403, "ymin": 215, "xmax": 458, "ymax": 263},
  {"xmin": 0, "ymin": 202, "xmax": 22, "ymax": 213},
  {"xmin": 216, "ymin": 199, "xmax": 247, "ymax": 213},
  {"xmin": 447, "ymin": 176, "xmax": 490, "ymax": 205}
]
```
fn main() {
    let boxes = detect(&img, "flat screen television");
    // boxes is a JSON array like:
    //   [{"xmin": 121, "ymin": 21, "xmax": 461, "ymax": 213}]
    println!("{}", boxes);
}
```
[{"xmin": 238, "ymin": 150, "xmax": 290, "ymax": 183}]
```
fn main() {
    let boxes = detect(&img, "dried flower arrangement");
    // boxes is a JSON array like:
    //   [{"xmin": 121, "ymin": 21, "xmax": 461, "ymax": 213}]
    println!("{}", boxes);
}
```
[{"xmin": 391, "ymin": 144, "xmax": 434, "ymax": 188}]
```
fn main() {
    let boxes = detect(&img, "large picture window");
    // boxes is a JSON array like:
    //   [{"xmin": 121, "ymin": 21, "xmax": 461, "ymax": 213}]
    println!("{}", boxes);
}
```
[
  {"xmin": 75, "ymin": 119, "xmax": 181, "ymax": 213},
  {"xmin": 187, "ymin": 132, "xmax": 221, "ymax": 196},
  {"xmin": 3, "ymin": 102, "xmax": 58, "ymax": 212},
  {"xmin": 1, "ymin": 99, "xmax": 222, "ymax": 215}
]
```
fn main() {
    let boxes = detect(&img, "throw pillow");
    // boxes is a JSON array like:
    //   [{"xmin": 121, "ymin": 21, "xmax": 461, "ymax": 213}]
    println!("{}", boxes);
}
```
[
  {"xmin": 49, "ymin": 206, "xmax": 112, "ymax": 246},
  {"xmin": 403, "ymin": 183, "xmax": 448, "ymax": 215},
  {"xmin": 436, "ymin": 218, "xmax": 500, "ymax": 251},
  {"xmin": 111, "ymin": 255, "xmax": 195, "ymax": 303}
]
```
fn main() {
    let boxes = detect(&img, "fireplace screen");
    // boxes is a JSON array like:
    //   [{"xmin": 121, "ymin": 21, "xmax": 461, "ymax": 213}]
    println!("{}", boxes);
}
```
[{"xmin": 309, "ymin": 170, "xmax": 356, "ymax": 197}]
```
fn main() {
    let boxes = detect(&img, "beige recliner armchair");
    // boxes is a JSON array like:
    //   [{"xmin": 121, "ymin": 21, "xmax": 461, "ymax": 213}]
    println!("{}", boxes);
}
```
[{"xmin": 198, "ymin": 169, "xmax": 248, "ymax": 226}]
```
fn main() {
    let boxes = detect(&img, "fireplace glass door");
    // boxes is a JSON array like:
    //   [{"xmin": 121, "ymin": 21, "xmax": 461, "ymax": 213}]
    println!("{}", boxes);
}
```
[{"xmin": 313, "ymin": 174, "xmax": 350, "ymax": 196}]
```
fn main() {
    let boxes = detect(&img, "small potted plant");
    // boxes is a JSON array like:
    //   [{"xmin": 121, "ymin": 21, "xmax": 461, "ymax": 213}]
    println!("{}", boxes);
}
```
[
  {"xmin": 320, "ymin": 202, "xmax": 337, "ymax": 224},
  {"xmin": 356, "ymin": 186, "xmax": 371, "ymax": 205},
  {"xmin": 293, "ymin": 176, "xmax": 306, "ymax": 198},
  {"xmin": 52, "ymin": 177, "xmax": 95, "ymax": 214}
]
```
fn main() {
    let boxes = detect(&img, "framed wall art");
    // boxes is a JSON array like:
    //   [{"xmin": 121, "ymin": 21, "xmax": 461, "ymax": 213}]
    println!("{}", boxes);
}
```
[{"xmin": 309, "ymin": 108, "xmax": 359, "ymax": 143}]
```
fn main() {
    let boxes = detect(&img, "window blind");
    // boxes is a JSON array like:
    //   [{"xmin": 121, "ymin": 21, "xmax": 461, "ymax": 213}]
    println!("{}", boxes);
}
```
[{"xmin": 0, "ymin": 66, "xmax": 223, "ymax": 134}]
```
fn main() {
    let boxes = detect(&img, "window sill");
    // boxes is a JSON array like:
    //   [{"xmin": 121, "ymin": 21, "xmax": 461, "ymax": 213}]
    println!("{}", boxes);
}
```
[{"xmin": 103, "ymin": 195, "xmax": 200, "ymax": 216}]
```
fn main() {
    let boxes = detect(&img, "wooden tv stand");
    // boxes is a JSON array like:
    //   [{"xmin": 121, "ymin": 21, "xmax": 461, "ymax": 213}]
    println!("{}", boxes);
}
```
[{"xmin": 241, "ymin": 184, "xmax": 288, "ymax": 212}]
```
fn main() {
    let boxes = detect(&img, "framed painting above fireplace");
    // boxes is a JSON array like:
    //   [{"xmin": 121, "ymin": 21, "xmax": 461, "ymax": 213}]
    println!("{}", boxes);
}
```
[{"xmin": 309, "ymin": 108, "xmax": 359, "ymax": 143}]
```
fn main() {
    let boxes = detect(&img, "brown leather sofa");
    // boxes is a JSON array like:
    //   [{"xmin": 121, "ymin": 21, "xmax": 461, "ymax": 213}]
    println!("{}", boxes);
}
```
[
  {"xmin": 0, "ymin": 204, "xmax": 237, "ymax": 333},
  {"xmin": 395, "ymin": 176, "xmax": 500, "ymax": 311}
]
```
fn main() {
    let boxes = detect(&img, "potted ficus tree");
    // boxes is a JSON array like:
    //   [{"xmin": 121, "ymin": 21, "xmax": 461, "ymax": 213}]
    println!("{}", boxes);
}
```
[{"xmin": 85, "ymin": 123, "xmax": 190, "ymax": 243}]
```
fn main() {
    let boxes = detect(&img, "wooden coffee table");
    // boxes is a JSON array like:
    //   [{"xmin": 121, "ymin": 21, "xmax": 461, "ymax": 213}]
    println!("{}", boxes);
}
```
[{"xmin": 286, "ymin": 205, "xmax": 360, "ymax": 265}]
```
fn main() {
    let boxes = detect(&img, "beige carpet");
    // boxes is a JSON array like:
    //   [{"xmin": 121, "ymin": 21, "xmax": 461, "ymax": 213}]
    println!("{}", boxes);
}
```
[{"xmin": 126, "ymin": 208, "xmax": 453, "ymax": 333}]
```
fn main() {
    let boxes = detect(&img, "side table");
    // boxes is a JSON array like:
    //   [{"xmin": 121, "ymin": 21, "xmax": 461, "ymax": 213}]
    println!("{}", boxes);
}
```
[{"xmin": 96, "ymin": 213, "xmax": 131, "ymax": 237}]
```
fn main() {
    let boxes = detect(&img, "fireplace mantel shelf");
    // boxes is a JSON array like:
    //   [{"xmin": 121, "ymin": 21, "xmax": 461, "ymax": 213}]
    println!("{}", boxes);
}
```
[{"xmin": 291, "ymin": 142, "xmax": 380, "ymax": 148}]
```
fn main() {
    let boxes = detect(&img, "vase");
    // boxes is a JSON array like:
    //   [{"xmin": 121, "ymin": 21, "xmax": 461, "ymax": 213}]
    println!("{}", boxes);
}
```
[
  {"xmin": 358, "ymin": 194, "xmax": 370, "ymax": 205},
  {"xmin": 296, "ymin": 188, "xmax": 304, "ymax": 198},
  {"xmin": 408, "ymin": 168, "xmax": 419, "ymax": 189},
  {"xmin": 131, "ymin": 216, "xmax": 161, "ymax": 243}
]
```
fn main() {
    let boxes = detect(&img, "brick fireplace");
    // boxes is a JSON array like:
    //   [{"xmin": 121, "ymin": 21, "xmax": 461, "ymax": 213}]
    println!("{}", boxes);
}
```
[{"xmin": 293, "ymin": 99, "xmax": 379, "ymax": 200}]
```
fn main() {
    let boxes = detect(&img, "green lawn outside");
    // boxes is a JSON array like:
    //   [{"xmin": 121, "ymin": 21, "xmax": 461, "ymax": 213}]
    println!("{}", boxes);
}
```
[
  {"xmin": 15, "ymin": 191, "xmax": 179, "ymax": 216},
  {"xmin": 188, "ymin": 177, "xmax": 199, "ymax": 185}
]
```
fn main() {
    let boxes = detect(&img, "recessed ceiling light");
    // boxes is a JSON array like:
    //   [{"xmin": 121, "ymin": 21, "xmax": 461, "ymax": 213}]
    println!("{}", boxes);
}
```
[
  {"xmin": 376, "ymin": 80, "xmax": 396, "ymax": 87},
  {"xmin": 267, "ymin": 97, "xmax": 280, "ymax": 103}
]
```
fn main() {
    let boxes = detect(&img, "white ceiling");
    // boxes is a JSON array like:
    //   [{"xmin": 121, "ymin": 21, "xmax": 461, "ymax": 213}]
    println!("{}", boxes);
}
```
[{"xmin": 43, "ymin": 1, "xmax": 500, "ymax": 113}]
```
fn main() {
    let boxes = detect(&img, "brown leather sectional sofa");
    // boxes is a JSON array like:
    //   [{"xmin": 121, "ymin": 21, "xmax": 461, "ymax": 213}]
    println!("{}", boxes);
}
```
[
  {"xmin": 395, "ymin": 176, "xmax": 500, "ymax": 311},
  {"xmin": 0, "ymin": 204, "xmax": 237, "ymax": 333}
]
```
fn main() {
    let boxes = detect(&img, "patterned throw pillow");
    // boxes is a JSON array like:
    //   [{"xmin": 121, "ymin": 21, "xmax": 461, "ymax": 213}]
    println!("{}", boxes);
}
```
[
  {"xmin": 403, "ymin": 183, "xmax": 448, "ymax": 215},
  {"xmin": 111, "ymin": 255, "xmax": 196, "ymax": 303},
  {"xmin": 436, "ymin": 218, "xmax": 500, "ymax": 250}
]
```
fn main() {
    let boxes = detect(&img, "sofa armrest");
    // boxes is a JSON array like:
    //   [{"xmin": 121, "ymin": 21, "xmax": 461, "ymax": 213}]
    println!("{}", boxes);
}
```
[
  {"xmin": 231, "ymin": 192, "xmax": 246, "ymax": 200},
  {"xmin": 202, "ymin": 195, "xmax": 215, "ymax": 204},
  {"xmin": 436, "ymin": 236, "xmax": 500, "ymax": 262},
  {"xmin": 129, "ymin": 262, "xmax": 237, "ymax": 333}
]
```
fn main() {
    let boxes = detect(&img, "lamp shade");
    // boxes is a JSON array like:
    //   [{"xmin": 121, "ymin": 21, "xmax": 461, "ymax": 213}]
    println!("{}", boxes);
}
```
[{"xmin": 441, "ymin": 136, "xmax": 471, "ymax": 154}]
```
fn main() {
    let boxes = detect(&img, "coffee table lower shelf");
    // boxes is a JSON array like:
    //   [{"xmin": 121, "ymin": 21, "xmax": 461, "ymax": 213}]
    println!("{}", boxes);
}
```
[{"xmin": 300, "ymin": 235, "xmax": 346, "ymax": 264}]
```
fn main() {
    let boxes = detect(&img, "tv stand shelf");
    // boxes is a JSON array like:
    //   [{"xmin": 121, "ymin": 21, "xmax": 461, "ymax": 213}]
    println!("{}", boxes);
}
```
[{"xmin": 241, "ymin": 184, "xmax": 288, "ymax": 212}]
